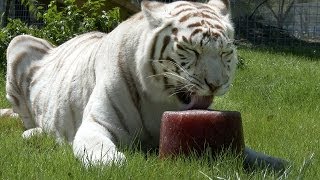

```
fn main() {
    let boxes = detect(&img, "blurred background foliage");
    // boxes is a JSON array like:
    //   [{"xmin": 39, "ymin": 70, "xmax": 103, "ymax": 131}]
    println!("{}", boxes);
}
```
[{"xmin": 0, "ymin": 0, "xmax": 121, "ymax": 68}]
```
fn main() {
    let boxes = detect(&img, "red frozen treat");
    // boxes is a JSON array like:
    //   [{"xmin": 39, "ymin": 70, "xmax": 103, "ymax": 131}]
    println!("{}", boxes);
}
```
[{"xmin": 159, "ymin": 110, "xmax": 244, "ymax": 158}]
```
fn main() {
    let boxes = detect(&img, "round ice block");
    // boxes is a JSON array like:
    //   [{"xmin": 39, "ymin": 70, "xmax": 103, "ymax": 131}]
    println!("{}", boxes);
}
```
[{"xmin": 159, "ymin": 110, "xmax": 245, "ymax": 158}]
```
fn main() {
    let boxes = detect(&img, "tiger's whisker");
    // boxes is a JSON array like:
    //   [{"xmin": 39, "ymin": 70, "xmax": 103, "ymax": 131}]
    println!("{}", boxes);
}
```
[
  {"xmin": 154, "ymin": 60, "xmax": 193, "ymax": 78},
  {"xmin": 152, "ymin": 60, "xmax": 203, "ymax": 85},
  {"xmin": 147, "ymin": 72, "xmax": 189, "ymax": 84},
  {"xmin": 169, "ymin": 84, "xmax": 195, "ymax": 97}
]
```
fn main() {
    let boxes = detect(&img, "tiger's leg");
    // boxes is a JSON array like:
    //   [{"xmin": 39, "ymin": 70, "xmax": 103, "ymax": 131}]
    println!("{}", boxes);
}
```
[
  {"xmin": 73, "ymin": 120, "xmax": 126, "ymax": 166},
  {"xmin": 243, "ymin": 147, "xmax": 289, "ymax": 172}
]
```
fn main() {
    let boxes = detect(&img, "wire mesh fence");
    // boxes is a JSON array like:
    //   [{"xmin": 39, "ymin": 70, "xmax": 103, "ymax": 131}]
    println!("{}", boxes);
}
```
[
  {"xmin": 1, "ymin": 0, "xmax": 44, "ymax": 26},
  {"xmin": 133, "ymin": 0, "xmax": 320, "ymax": 48},
  {"xmin": 1, "ymin": 0, "xmax": 319, "ymax": 48},
  {"xmin": 232, "ymin": 0, "xmax": 320, "ymax": 48}
]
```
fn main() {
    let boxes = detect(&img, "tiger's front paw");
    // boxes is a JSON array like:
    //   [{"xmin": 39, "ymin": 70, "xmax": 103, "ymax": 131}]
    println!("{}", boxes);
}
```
[
  {"xmin": 73, "ymin": 120, "xmax": 127, "ymax": 167},
  {"xmin": 102, "ymin": 150, "xmax": 127, "ymax": 166},
  {"xmin": 77, "ymin": 147, "xmax": 127, "ymax": 167}
]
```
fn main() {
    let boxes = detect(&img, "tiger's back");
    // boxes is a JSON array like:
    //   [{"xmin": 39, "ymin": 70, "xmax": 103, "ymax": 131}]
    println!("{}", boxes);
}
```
[
  {"xmin": 6, "ymin": 34, "xmax": 53, "ymax": 129},
  {"xmin": 6, "ymin": 32, "xmax": 105, "ymax": 141}
]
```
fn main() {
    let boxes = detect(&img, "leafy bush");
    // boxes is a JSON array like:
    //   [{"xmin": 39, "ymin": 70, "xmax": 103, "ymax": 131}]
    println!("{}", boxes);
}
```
[
  {"xmin": 40, "ymin": 0, "xmax": 120, "ymax": 44},
  {"xmin": 0, "ymin": 0, "xmax": 121, "ymax": 68}
]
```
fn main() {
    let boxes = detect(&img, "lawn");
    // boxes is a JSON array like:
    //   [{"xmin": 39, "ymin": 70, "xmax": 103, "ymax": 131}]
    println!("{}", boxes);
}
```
[{"xmin": 0, "ymin": 48, "xmax": 319, "ymax": 179}]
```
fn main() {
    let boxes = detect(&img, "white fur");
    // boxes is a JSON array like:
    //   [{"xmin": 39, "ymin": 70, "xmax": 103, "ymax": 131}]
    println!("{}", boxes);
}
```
[{"xmin": 4, "ymin": 0, "xmax": 238, "ymax": 166}]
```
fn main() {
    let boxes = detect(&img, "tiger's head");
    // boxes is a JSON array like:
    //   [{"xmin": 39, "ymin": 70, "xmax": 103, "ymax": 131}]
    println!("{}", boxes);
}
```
[{"xmin": 137, "ymin": 0, "xmax": 237, "ymax": 110}]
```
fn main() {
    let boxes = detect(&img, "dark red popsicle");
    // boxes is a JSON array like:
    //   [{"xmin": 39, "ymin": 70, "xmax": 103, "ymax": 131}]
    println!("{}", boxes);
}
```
[{"xmin": 159, "ymin": 110, "xmax": 245, "ymax": 158}]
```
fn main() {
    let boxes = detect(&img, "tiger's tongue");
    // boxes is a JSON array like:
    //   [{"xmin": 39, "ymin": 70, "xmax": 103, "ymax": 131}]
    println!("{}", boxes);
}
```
[{"xmin": 185, "ymin": 95, "xmax": 213, "ymax": 110}]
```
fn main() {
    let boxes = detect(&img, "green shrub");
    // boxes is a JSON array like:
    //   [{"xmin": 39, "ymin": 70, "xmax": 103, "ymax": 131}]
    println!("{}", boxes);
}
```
[
  {"xmin": 40, "ymin": 0, "xmax": 120, "ymax": 44},
  {"xmin": 0, "ymin": 0, "xmax": 121, "ymax": 69}
]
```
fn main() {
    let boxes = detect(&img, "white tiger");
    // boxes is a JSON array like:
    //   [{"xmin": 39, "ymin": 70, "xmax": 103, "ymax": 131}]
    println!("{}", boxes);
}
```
[{"xmin": 3, "ymin": 0, "xmax": 287, "ymax": 169}]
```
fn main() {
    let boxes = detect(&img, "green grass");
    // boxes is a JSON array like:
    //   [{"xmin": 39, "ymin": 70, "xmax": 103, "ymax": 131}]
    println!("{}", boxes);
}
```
[
  {"xmin": 0, "ymin": 68, "xmax": 10, "ymax": 108},
  {"xmin": 0, "ymin": 48, "xmax": 319, "ymax": 179}
]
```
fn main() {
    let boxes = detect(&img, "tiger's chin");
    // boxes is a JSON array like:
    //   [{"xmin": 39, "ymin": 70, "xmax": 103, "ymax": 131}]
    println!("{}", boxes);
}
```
[{"xmin": 176, "ymin": 92, "xmax": 213, "ymax": 110}]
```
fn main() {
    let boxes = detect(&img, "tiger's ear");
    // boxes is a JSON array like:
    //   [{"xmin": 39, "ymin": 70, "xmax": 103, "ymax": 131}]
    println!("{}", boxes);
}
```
[
  {"xmin": 207, "ymin": 0, "xmax": 230, "ymax": 16},
  {"xmin": 141, "ymin": 1, "xmax": 167, "ymax": 28}
]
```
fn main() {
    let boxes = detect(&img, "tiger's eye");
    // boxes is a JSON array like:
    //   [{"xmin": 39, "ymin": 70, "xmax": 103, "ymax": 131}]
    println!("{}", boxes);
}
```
[{"xmin": 181, "ymin": 62, "xmax": 186, "ymax": 66}]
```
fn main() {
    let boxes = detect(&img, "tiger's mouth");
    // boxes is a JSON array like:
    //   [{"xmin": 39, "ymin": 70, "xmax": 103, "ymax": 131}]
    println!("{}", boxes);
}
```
[{"xmin": 176, "ymin": 91, "xmax": 213, "ymax": 110}]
